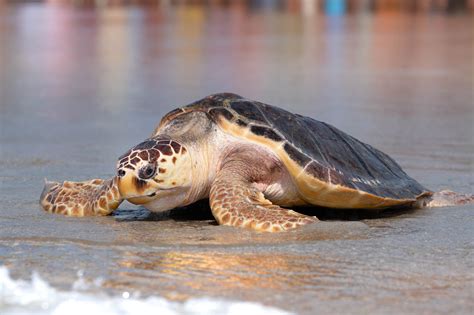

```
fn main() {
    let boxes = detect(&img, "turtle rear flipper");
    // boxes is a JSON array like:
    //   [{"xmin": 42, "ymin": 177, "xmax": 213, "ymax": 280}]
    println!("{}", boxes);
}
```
[
  {"xmin": 427, "ymin": 190, "xmax": 474, "ymax": 207},
  {"xmin": 40, "ymin": 177, "xmax": 123, "ymax": 216}
]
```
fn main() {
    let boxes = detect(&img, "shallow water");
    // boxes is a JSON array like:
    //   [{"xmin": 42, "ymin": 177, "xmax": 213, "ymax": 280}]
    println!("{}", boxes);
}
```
[{"xmin": 0, "ymin": 1, "xmax": 473, "ymax": 314}]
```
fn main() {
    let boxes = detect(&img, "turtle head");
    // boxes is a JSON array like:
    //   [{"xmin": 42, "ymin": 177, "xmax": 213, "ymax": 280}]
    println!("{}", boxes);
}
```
[{"xmin": 116, "ymin": 138, "xmax": 193, "ymax": 208}]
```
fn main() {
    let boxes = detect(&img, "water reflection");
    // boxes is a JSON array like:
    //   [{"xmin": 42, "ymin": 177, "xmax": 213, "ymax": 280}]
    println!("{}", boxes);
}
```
[
  {"xmin": 1, "ymin": 0, "xmax": 471, "ymax": 158},
  {"xmin": 96, "ymin": 9, "xmax": 135, "ymax": 111},
  {"xmin": 42, "ymin": 0, "xmax": 473, "ymax": 14},
  {"xmin": 107, "ymin": 250, "xmax": 341, "ymax": 301}
]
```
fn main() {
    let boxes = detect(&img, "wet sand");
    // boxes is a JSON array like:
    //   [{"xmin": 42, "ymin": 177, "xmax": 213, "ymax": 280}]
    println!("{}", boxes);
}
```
[{"xmin": 0, "ymin": 2, "xmax": 473, "ymax": 314}]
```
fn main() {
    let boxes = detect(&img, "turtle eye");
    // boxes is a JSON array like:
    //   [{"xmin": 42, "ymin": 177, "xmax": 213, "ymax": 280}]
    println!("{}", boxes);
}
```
[{"xmin": 139, "ymin": 163, "xmax": 156, "ymax": 180}]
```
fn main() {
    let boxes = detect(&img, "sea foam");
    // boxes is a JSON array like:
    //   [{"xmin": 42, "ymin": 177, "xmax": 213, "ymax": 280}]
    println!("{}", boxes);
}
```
[{"xmin": 0, "ymin": 266, "xmax": 291, "ymax": 315}]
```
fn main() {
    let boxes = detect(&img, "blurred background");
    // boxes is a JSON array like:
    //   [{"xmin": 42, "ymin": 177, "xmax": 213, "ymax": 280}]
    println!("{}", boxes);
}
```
[{"xmin": 1, "ymin": 0, "xmax": 473, "ymax": 157}]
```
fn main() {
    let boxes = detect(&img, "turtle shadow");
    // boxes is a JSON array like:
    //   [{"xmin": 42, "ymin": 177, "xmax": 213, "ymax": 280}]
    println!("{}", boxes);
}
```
[
  {"xmin": 294, "ymin": 205, "xmax": 419, "ymax": 220},
  {"xmin": 113, "ymin": 199, "xmax": 418, "ymax": 222},
  {"xmin": 113, "ymin": 199, "xmax": 215, "ymax": 222}
]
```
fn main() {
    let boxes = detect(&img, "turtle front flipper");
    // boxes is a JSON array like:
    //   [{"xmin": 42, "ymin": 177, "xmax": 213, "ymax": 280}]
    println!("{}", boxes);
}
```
[
  {"xmin": 40, "ymin": 177, "xmax": 123, "ymax": 216},
  {"xmin": 210, "ymin": 176, "xmax": 318, "ymax": 232},
  {"xmin": 209, "ymin": 152, "xmax": 318, "ymax": 232}
]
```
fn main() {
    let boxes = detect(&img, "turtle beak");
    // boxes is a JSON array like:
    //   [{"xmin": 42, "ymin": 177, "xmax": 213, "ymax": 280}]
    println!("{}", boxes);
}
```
[
  {"xmin": 117, "ymin": 170, "xmax": 158, "ymax": 204},
  {"xmin": 117, "ymin": 171, "xmax": 136, "ymax": 197}
]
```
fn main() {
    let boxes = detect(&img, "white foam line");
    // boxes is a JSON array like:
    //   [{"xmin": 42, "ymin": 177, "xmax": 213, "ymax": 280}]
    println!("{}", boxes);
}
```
[{"xmin": 0, "ymin": 266, "xmax": 292, "ymax": 315}]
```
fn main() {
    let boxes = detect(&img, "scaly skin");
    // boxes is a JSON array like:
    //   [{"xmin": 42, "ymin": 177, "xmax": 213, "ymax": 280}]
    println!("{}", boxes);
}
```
[
  {"xmin": 209, "ymin": 145, "xmax": 318, "ymax": 232},
  {"xmin": 40, "ymin": 177, "xmax": 122, "ymax": 216},
  {"xmin": 210, "ymin": 176, "xmax": 318, "ymax": 232}
]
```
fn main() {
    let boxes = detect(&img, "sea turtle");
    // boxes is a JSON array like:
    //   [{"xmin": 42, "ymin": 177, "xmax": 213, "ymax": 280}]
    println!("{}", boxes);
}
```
[{"xmin": 39, "ymin": 93, "xmax": 469, "ymax": 232}]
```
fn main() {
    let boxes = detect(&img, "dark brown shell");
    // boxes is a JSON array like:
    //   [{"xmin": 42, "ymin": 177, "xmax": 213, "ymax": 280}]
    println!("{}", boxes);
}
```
[{"xmin": 158, "ymin": 93, "xmax": 431, "ymax": 202}]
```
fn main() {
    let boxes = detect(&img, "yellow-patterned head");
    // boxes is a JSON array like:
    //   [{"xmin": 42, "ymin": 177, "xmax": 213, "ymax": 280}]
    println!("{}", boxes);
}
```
[{"xmin": 116, "ymin": 138, "xmax": 193, "ymax": 208}]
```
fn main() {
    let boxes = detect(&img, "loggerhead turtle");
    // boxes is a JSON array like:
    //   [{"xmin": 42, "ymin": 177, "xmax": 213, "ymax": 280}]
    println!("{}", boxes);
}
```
[{"xmin": 40, "ymin": 93, "xmax": 470, "ymax": 232}]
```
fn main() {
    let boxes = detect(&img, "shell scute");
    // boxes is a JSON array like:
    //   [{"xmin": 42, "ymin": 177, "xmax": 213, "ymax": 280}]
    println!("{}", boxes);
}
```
[
  {"xmin": 235, "ymin": 119, "xmax": 248, "ymax": 127},
  {"xmin": 250, "ymin": 125, "xmax": 283, "ymax": 142},
  {"xmin": 209, "ymin": 107, "xmax": 234, "ymax": 122},
  {"xmin": 230, "ymin": 101, "xmax": 267, "ymax": 123},
  {"xmin": 305, "ymin": 161, "xmax": 328, "ymax": 182},
  {"xmin": 283, "ymin": 142, "xmax": 310, "ymax": 166}
]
